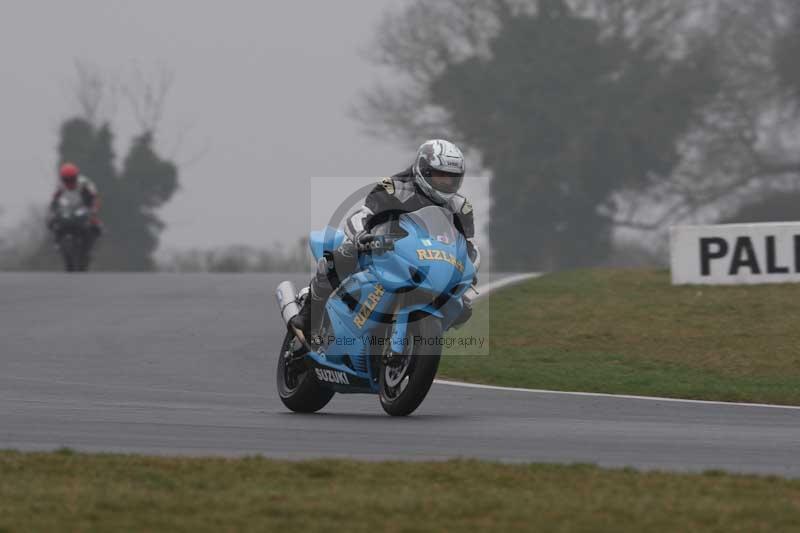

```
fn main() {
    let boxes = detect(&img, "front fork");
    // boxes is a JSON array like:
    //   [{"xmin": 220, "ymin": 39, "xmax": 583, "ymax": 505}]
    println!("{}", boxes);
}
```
[
  {"xmin": 390, "ymin": 311, "xmax": 409, "ymax": 354},
  {"xmin": 370, "ymin": 300, "xmax": 408, "ymax": 385}
]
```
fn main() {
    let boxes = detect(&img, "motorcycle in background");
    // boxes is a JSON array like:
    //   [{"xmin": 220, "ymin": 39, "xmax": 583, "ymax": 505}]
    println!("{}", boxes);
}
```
[{"xmin": 49, "ymin": 195, "xmax": 95, "ymax": 272}]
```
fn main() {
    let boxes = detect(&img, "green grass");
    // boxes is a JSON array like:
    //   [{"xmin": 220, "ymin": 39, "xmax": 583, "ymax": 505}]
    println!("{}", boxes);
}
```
[
  {"xmin": 442, "ymin": 269, "xmax": 800, "ymax": 405},
  {"xmin": 1, "ymin": 450, "xmax": 799, "ymax": 532}
]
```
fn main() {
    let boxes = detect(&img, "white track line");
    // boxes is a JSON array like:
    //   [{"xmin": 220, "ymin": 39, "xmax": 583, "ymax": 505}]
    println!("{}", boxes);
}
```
[
  {"xmin": 474, "ymin": 272, "xmax": 541, "ymax": 300},
  {"xmin": 434, "ymin": 380, "xmax": 800, "ymax": 411},
  {"xmin": 446, "ymin": 271, "xmax": 800, "ymax": 411}
]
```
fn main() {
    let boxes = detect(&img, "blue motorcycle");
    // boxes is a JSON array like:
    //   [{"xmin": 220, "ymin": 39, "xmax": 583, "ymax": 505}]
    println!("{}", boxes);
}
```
[{"xmin": 275, "ymin": 205, "xmax": 476, "ymax": 416}]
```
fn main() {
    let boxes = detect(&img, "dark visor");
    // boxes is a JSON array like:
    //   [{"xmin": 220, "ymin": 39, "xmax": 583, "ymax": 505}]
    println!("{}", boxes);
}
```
[{"xmin": 424, "ymin": 172, "xmax": 463, "ymax": 194}]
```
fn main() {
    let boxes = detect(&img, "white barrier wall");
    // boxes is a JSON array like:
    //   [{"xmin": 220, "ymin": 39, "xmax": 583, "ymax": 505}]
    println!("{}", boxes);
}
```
[{"xmin": 670, "ymin": 222, "xmax": 800, "ymax": 285}]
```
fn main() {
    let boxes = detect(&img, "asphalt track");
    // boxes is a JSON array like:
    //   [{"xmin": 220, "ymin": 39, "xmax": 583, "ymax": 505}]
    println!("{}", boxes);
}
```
[{"xmin": 2, "ymin": 273, "xmax": 799, "ymax": 477}]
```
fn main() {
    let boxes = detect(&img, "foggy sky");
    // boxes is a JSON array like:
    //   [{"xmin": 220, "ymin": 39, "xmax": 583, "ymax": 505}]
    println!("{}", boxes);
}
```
[{"xmin": 0, "ymin": 0, "xmax": 489, "ymax": 252}]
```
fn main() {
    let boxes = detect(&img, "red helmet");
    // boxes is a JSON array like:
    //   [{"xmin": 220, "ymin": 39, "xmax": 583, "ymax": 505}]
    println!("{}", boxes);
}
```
[
  {"xmin": 60, "ymin": 162, "xmax": 79, "ymax": 179},
  {"xmin": 59, "ymin": 163, "xmax": 79, "ymax": 189}
]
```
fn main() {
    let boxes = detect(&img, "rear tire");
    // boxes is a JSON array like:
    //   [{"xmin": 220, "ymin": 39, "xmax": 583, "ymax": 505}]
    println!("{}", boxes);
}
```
[
  {"xmin": 379, "ymin": 314, "xmax": 442, "ymax": 416},
  {"xmin": 276, "ymin": 331, "xmax": 334, "ymax": 413}
]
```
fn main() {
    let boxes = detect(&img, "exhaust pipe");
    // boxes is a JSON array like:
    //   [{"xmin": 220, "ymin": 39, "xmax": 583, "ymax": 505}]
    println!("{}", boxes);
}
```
[
  {"xmin": 276, "ymin": 281, "xmax": 301, "ymax": 326},
  {"xmin": 276, "ymin": 281, "xmax": 314, "ymax": 351}
]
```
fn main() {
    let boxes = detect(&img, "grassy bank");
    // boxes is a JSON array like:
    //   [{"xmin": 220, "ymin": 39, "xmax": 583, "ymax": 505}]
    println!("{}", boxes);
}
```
[
  {"xmin": 441, "ymin": 269, "xmax": 800, "ymax": 405},
  {"xmin": 1, "ymin": 450, "xmax": 799, "ymax": 532}
]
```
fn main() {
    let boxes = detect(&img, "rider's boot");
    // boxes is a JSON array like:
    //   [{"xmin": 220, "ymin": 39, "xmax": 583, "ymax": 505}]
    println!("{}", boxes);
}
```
[{"xmin": 289, "ymin": 261, "xmax": 334, "ymax": 339}]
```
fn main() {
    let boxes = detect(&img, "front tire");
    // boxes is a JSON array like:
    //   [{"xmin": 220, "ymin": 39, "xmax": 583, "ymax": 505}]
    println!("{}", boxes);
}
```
[
  {"xmin": 76, "ymin": 238, "xmax": 91, "ymax": 271},
  {"xmin": 75, "ymin": 236, "xmax": 89, "ymax": 272},
  {"xmin": 379, "ymin": 314, "xmax": 442, "ymax": 416},
  {"xmin": 59, "ymin": 235, "xmax": 76, "ymax": 272},
  {"xmin": 276, "ymin": 330, "xmax": 334, "ymax": 413}
]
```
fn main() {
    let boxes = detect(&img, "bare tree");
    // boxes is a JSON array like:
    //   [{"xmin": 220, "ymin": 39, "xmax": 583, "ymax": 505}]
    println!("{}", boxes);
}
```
[
  {"xmin": 352, "ymin": 0, "xmax": 503, "ymax": 145},
  {"xmin": 359, "ymin": 0, "xmax": 800, "ymax": 241},
  {"xmin": 354, "ymin": 0, "xmax": 685, "ymax": 143},
  {"xmin": 608, "ymin": 0, "xmax": 800, "ymax": 234},
  {"xmin": 123, "ymin": 63, "xmax": 175, "ymax": 135},
  {"xmin": 70, "ymin": 60, "xmax": 177, "ymax": 137},
  {"xmin": 72, "ymin": 60, "xmax": 119, "ymax": 126}
]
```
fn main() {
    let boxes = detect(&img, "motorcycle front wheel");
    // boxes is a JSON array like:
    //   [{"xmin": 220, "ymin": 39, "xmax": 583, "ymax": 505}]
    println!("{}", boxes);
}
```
[
  {"xmin": 276, "ymin": 330, "xmax": 334, "ymax": 413},
  {"xmin": 76, "ymin": 235, "xmax": 90, "ymax": 271},
  {"xmin": 379, "ymin": 314, "xmax": 442, "ymax": 417},
  {"xmin": 59, "ymin": 235, "xmax": 77, "ymax": 272}
]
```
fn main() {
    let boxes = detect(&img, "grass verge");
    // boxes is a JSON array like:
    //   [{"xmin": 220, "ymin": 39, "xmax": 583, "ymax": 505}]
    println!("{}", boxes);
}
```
[
  {"xmin": 442, "ymin": 269, "xmax": 800, "ymax": 405},
  {"xmin": 1, "ymin": 450, "xmax": 799, "ymax": 532}
]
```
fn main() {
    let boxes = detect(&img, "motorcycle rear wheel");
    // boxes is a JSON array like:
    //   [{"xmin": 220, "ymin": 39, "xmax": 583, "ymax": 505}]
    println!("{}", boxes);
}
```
[
  {"xmin": 276, "ymin": 330, "xmax": 334, "ymax": 413},
  {"xmin": 379, "ymin": 314, "xmax": 442, "ymax": 416}
]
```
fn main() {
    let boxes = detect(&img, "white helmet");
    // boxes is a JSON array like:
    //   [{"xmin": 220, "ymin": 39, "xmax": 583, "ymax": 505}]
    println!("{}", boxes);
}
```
[{"xmin": 412, "ymin": 139, "xmax": 466, "ymax": 204}]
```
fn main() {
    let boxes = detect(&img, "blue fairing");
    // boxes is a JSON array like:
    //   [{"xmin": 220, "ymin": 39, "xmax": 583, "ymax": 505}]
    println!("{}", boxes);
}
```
[
  {"xmin": 309, "ymin": 226, "xmax": 346, "ymax": 260},
  {"xmin": 303, "ymin": 206, "xmax": 475, "ymax": 394}
]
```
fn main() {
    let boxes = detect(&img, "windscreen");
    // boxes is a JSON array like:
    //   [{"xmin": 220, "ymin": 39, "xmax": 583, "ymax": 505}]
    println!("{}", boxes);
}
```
[{"xmin": 400, "ymin": 205, "xmax": 458, "ymax": 245}]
